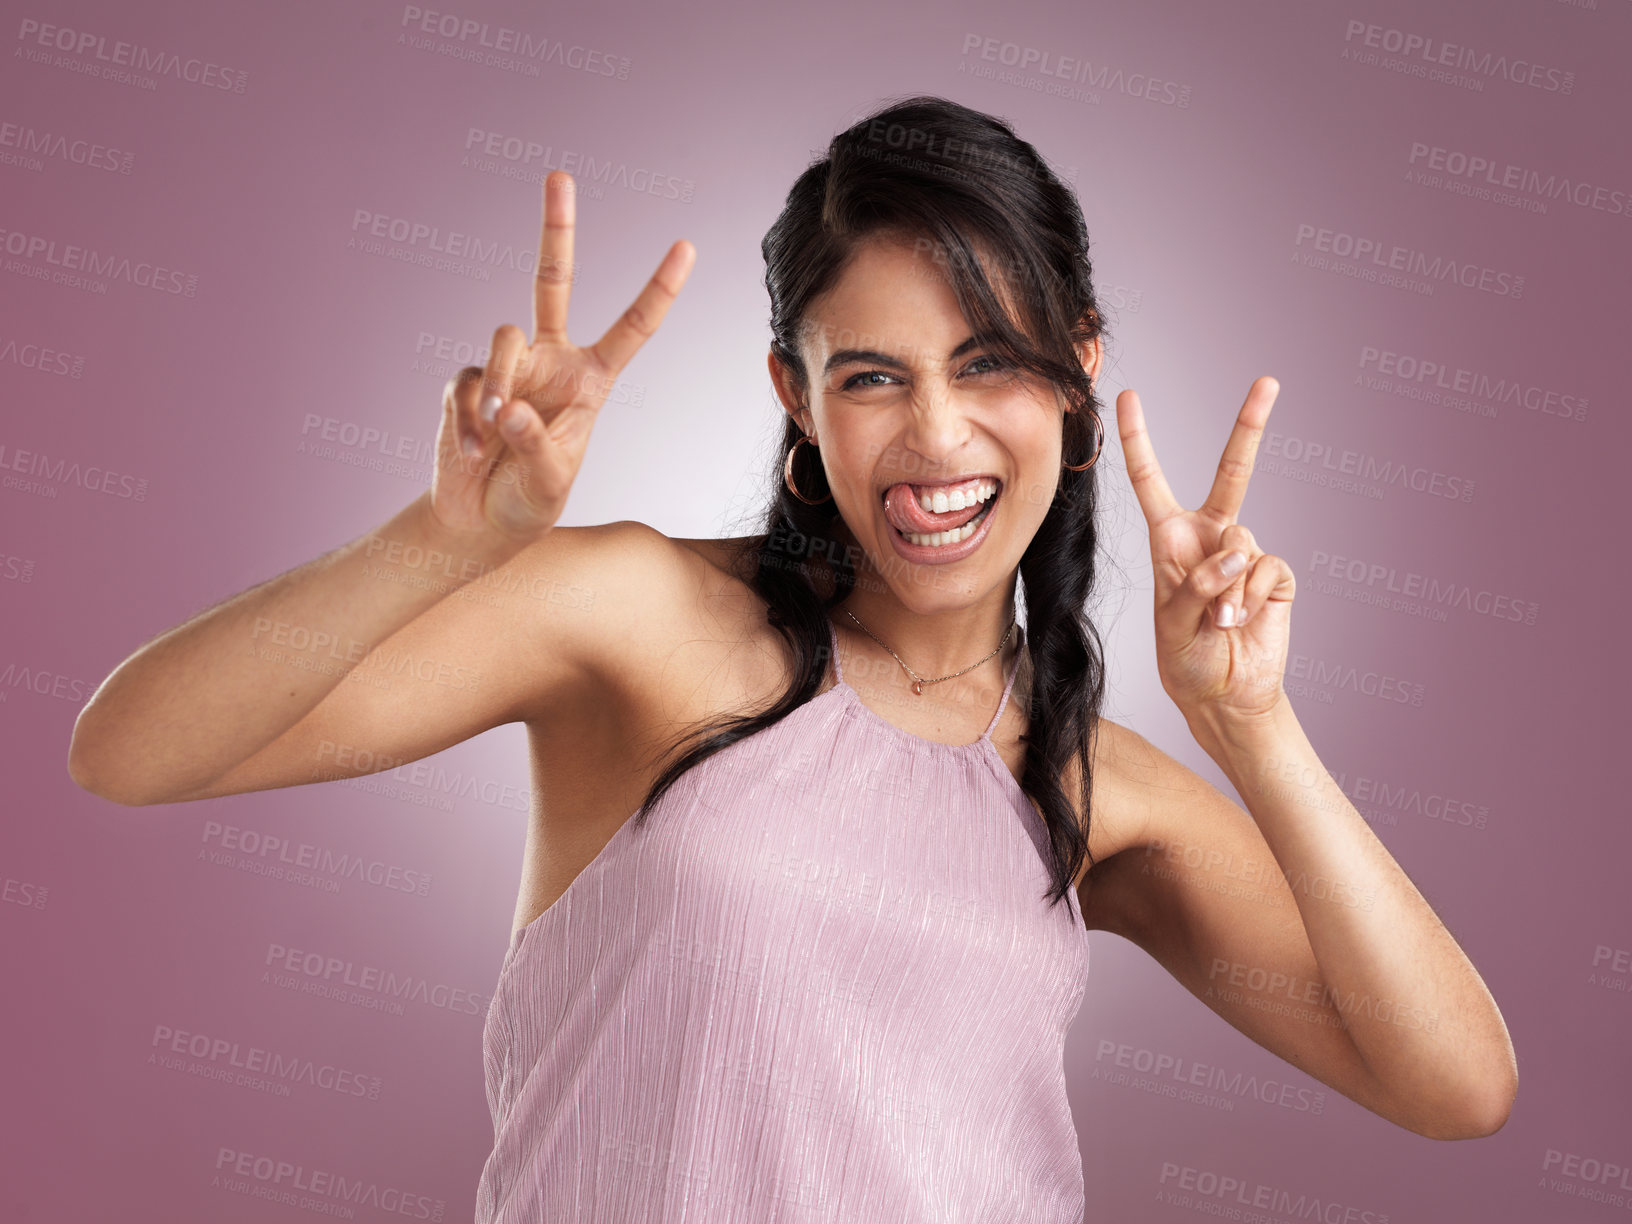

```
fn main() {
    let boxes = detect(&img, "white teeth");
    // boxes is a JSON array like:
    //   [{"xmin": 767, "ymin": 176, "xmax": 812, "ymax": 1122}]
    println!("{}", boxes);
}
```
[
  {"xmin": 900, "ymin": 498, "xmax": 993, "ymax": 547},
  {"xmin": 914, "ymin": 478, "xmax": 998, "ymax": 513}
]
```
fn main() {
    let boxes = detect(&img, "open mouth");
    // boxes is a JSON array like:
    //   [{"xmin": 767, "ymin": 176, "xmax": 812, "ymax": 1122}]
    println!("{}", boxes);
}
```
[{"xmin": 882, "ymin": 477, "xmax": 1002, "ymax": 548}]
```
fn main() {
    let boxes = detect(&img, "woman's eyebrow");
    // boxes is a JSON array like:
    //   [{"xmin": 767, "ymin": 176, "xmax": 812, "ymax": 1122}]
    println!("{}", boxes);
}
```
[{"xmin": 823, "ymin": 335, "xmax": 986, "ymax": 375}]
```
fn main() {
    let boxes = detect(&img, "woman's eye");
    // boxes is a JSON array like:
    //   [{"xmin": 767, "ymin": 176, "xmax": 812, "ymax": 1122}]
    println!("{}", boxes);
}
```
[{"xmin": 839, "ymin": 356, "xmax": 1008, "ymax": 392}]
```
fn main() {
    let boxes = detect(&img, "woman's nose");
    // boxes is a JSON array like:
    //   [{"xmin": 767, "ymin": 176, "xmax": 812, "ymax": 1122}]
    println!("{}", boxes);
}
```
[{"xmin": 899, "ymin": 388, "xmax": 973, "ymax": 460}]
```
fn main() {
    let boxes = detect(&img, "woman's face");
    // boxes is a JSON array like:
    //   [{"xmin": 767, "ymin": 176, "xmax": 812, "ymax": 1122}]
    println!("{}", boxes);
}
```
[{"xmin": 771, "ymin": 231, "xmax": 1100, "ymax": 611}]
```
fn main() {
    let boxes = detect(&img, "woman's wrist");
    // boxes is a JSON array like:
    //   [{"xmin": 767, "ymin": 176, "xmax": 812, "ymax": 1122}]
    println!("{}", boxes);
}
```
[{"xmin": 389, "ymin": 491, "xmax": 531, "ymax": 578}]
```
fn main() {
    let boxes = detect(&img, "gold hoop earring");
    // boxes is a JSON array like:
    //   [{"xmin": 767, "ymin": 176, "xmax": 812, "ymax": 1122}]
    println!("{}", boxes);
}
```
[
  {"xmin": 784, "ymin": 433, "xmax": 833, "ymax": 504},
  {"xmin": 1062, "ymin": 409, "xmax": 1104, "ymax": 472}
]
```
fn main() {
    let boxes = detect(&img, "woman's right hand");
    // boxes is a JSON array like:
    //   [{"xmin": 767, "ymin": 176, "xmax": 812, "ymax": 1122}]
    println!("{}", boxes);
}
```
[{"xmin": 429, "ymin": 170, "xmax": 695, "ymax": 545}]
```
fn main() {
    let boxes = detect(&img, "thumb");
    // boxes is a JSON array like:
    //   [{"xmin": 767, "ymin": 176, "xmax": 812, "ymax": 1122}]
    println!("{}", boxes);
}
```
[{"xmin": 491, "ymin": 398, "xmax": 572, "ymax": 514}]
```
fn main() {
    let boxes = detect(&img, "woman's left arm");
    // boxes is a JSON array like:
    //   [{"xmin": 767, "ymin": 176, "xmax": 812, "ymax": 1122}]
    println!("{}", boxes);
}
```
[
  {"xmin": 1183, "ymin": 696, "xmax": 1516, "ymax": 1138},
  {"xmin": 1103, "ymin": 377, "xmax": 1518, "ymax": 1139}
]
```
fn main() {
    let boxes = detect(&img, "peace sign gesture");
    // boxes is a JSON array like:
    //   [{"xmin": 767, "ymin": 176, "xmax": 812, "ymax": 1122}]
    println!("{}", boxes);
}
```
[
  {"xmin": 429, "ymin": 170, "xmax": 695, "ymax": 544},
  {"xmin": 1116, "ymin": 376, "xmax": 1296, "ymax": 728}
]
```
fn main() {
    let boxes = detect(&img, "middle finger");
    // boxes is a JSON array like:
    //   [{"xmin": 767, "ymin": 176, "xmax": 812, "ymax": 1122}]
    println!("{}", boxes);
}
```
[{"xmin": 533, "ymin": 171, "xmax": 576, "ymax": 344}]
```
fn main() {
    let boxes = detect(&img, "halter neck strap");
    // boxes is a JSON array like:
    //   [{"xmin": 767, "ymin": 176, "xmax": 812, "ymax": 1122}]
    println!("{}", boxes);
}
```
[{"xmin": 825, "ymin": 613, "xmax": 1025, "ymax": 743}]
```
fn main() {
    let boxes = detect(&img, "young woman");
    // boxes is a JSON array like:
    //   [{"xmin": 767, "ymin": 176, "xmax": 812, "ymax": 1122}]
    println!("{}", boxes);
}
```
[{"xmin": 69, "ymin": 96, "xmax": 1516, "ymax": 1221}]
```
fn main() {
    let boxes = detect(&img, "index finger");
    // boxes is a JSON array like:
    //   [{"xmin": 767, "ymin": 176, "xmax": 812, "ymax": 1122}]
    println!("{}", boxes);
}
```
[
  {"xmin": 587, "ymin": 239, "xmax": 696, "ymax": 378},
  {"xmin": 1199, "ymin": 376, "xmax": 1279, "ymax": 524},
  {"xmin": 1115, "ymin": 388, "xmax": 1183, "ymax": 529},
  {"xmin": 533, "ymin": 171, "xmax": 575, "ymax": 345}
]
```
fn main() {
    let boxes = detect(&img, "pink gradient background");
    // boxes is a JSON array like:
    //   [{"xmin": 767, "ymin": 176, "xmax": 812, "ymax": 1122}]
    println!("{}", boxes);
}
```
[{"xmin": 4, "ymin": 1, "xmax": 1626, "ymax": 1220}]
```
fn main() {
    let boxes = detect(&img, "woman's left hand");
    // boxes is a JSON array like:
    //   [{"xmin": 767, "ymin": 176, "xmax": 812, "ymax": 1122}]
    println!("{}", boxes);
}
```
[{"xmin": 1113, "ymin": 376, "xmax": 1296, "ymax": 730}]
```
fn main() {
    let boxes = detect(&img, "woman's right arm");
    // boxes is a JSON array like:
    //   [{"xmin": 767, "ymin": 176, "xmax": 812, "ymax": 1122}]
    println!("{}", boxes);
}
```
[
  {"xmin": 65, "ymin": 490, "xmax": 511, "ymax": 804},
  {"xmin": 67, "ymin": 170, "xmax": 695, "ymax": 806},
  {"xmin": 66, "ymin": 502, "xmax": 673, "ymax": 806}
]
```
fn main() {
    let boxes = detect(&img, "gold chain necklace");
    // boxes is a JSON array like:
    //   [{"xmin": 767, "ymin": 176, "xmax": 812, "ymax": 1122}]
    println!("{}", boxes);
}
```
[{"xmin": 841, "ymin": 608, "xmax": 1018, "ymax": 696}]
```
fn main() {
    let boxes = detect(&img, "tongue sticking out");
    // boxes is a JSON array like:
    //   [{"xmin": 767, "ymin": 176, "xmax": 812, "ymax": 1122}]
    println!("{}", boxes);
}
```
[{"xmin": 884, "ymin": 481, "xmax": 994, "ymax": 535}]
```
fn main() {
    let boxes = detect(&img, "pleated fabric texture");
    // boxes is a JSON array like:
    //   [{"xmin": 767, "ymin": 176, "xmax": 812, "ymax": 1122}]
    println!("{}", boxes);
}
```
[{"xmin": 475, "ymin": 616, "xmax": 1092, "ymax": 1222}]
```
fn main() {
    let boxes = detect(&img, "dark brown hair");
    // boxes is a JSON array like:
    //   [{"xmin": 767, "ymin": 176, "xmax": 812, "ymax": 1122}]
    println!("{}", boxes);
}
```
[{"xmin": 630, "ymin": 94, "xmax": 1110, "ymax": 909}]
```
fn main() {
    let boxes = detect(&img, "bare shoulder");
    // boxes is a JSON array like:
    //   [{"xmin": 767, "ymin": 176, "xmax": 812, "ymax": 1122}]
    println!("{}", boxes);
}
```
[
  {"xmin": 1073, "ymin": 713, "xmax": 1223, "ymax": 937},
  {"xmin": 1085, "ymin": 715, "xmax": 1187, "ymax": 851},
  {"xmin": 493, "ymin": 519, "xmax": 690, "ymax": 701},
  {"xmin": 669, "ymin": 533, "xmax": 763, "ymax": 586},
  {"xmin": 1001, "ymin": 661, "xmax": 1169, "ymax": 884},
  {"xmin": 519, "ymin": 522, "xmax": 779, "ymax": 735},
  {"xmin": 1050, "ymin": 717, "xmax": 1141, "ymax": 866},
  {"xmin": 529, "ymin": 518, "xmax": 751, "ymax": 639}
]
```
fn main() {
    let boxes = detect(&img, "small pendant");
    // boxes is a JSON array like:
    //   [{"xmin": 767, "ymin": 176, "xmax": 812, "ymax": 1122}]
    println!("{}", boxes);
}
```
[{"xmin": 912, "ymin": 680, "xmax": 924, "ymax": 695}]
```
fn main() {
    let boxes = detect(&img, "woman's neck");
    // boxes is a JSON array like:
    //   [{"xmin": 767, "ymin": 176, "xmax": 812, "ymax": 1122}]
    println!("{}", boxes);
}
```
[
  {"xmin": 833, "ymin": 594, "xmax": 1019, "ymax": 681},
  {"xmin": 815, "ymin": 520, "xmax": 1022, "ymax": 679}
]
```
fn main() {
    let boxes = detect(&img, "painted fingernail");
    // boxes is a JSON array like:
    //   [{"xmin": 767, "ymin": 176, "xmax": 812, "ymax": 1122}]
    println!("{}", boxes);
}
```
[
  {"xmin": 1216, "ymin": 602, "xmax": 1235, "ymax": 628},
  {"xmin": 480, "ymin": 394, "xmax": 503, "ymax": 422},
  {"xmin": 1220, "ymin": 551, "xmax": 1247, "ymax": 577},
  {"xmin": 462, "ymin": 430, "xmax": 483, "ymax": 458}
]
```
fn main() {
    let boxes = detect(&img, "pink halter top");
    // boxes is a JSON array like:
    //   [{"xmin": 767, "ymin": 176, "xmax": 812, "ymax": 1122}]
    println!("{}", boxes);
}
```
[{"xmin": 475, "ymin": 615, "xmax": 1092, "ymax": 1222}]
